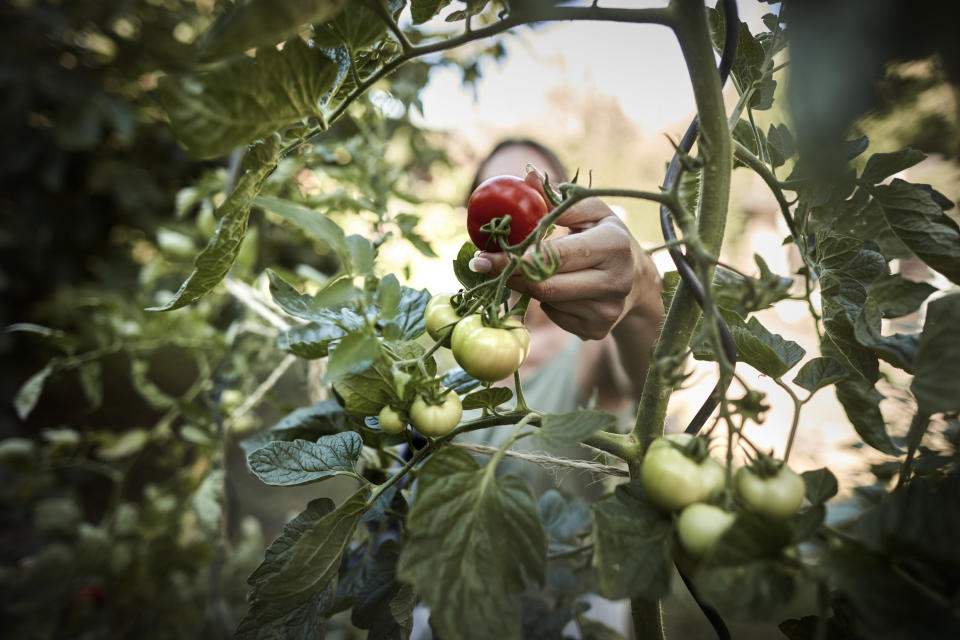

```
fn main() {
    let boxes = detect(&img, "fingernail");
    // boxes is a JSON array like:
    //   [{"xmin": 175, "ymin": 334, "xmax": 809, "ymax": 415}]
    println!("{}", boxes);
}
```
[{"xmin": 469, "ymin": 256, "xmax": 491, "ymax": 273}]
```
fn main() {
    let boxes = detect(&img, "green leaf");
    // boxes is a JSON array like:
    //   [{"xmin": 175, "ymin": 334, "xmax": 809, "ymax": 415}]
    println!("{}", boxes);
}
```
[
  {"xmin": 348, "ymin": 541, "xmax": 416, "ymax": 639},
  {"xmin": 802, "ymin": 468, "xmax": 839, "ymax": 504},
  {"xmin": 858, "ymin": 473, "xmax": 960, "ymax": 568},
  {"xmin": 709, "ymin": 513, "xmax": 793, "ymax": 564},
  {"xmin": 395, "ymin": 212, "xmax": 438, "ymax": 258},
  {"xmin": 324, "ymin": 332, "xmax": 382, "ymax": 382},
  {"xmin": 853, "ymin": 299, "xmax": 918, "ymax": 372},
  {"xmin": 712, "ymin": 257, "xmax": 793, "ymax": 317},
  {"xmin": 788, "ymin": 505, "xmax": 826, "ymax": 545},
  {"xmin": 240, "ymin": 399, "xmax": 354, "ymax": 458},
  {"xmin": 694, "ymin": 560, "xmax": 796, "ymax": 621},
  {"xmin": 334, "ymin": 343, "xmax": 433, "ymax": 417},
  {"xmin": 77, "ymin": 362, "xmax": 103, "ymax": 411},
  {"xmin": 821, "ymin": 539, "xmax": 960, "ymax": 639},
  {"xmin": 732, "ymin": 119, "xmax": 767, "ymax": 161},
  {"xmin": 694, "ymin": 311, "xmax": 805, "ymax": 378},
  {"xmin": 820, "ymin": 277, "xmax": 879, "ymax": 383},
  {"xmin": 389, "ymin": 286, "xmax": 430, "ymax": 340},
  {"xmin": 345, "ymin": 235, "xmax": 375, "ymax": 276},
  {"xmin": 411, "ymin": 0, "xmax": 455, "ymax": 24},
  {"xmin": 257, "ymin": 489, "xmax": 368, "ymax": 603},
  {"xmin": 792, "ymin": 357, "xmax": 848, "ymax": 394},
  {"xmin": 453, "ymin": 240, "xmax": 489, "ymax": 290},
  {"xmin": 236, "ymin": 584, "xmax": 334, "ymax": 640},
  {"xmin": 277, "ymin": 322, "xmax": 346, "ymax": 359},
  {"xmin": 592, "ymin": 483, "xmax": 672, "ymax": 600},
  {"xmin": 539, "ymin": 410, "xmax": 617, "ymax": 447},
  {"xmin": 199, "ymin": 0, "xmax": 348, "ymax": 60},
  {"xmin": 911, "ymin": 293, "xmax": 960, "ymax": 413},
  {"xmin": 247, "ymin": 432, "xmax": 363, "ymax": 486},
  {"xmin": 766, "ymin": 123, "xmax": 795, "ymax": 168},
  {"xmin": 869, "ymin": 180, "xmax": 960, "ymax": 285},
  {"xmin": 376, "ymin": 274, "xmax": 401, "ymax": 319},
  {"xmin": 97, "ymin": 428, "xmax": 150, "ymax": 460},
  {"xmin": 257, "ymin": 197, "xmax": 349, "ymax": 263},
  {"xmin": 148, "ymin": 137, "xmax": 279, "ymax": 310},
  {"xmin": 312, "ymin": 0, "xmax": 401, "ymax": 50},
  {"xmin": 866, "ymin": 273, "xmax": 937, "ymax": 318},
  {"xmin": 859, "ymin": 148, "xmax": 926, "ymax": 184},
  {"xmin": 239, "ymin": 498, "xmax": 339, "ymax": 639},
  {"xmin": 461, "ymin": 387, "xmax": 513, "ymax": 411},
  {"xmin": 14, "ymin": 361, "xmax": 56, "ymax": 421},
  {"xmin": 834, "ymin": 379, "xmax": 900, "ymax": 455},
  {"xmin": 678, "ymin": 167, "xmax": 702, "ymax": 218},
  {"xmin": 438, "ymin": 367, "xmax": 482, "ymax": 395},
  {"xmin": 538, "ymin": 490, "xmax": 591, "ymax": 544},
  {"xmin": 397, "ymin": 448, "xmax": 546, "ymax": 640},
  {"xmin": 707, "ymin": 5, "xmax": 776, "ymax": 109},
  {"xmin": 160, "ymin": 38, "xmax": 337, "ymax": 159}
]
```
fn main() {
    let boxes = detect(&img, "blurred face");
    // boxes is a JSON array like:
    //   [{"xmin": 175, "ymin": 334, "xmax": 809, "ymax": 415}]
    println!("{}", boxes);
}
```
[{"xmin": 476, "ymin": 144, "xmax": 561, "ymax": 184}]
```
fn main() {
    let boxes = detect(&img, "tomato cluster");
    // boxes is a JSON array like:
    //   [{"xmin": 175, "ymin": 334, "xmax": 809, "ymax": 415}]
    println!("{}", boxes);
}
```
[
  {"xmin": 641, "ymin": 435, "xmax": 808, "ymax": 558},
  {"xmin": 376, "ymin": 389, "xmax": 463, "ymax": 439}
]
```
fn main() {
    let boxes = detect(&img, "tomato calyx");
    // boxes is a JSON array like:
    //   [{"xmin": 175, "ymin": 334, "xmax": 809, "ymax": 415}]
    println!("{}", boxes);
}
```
[
  {"xmin": 745, "ymin": 452, "xmax": 786, "ymax": 478},
  {"xmin": 477, "ymin": 215, "xmax": 514, "ymax": 252},
  {"xmin": 661, "ymin": 432, "xmax": 712, "ymax": 464}
]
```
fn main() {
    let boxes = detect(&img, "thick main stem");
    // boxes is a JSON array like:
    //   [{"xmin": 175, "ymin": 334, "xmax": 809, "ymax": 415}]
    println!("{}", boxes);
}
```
[
  {"xmin": 631, "ymin": 0, "xmax": 733, "ymax": 455},
  {"xmin": 629, "ymin": 2, "xmax": 733, "ymax": 637}
]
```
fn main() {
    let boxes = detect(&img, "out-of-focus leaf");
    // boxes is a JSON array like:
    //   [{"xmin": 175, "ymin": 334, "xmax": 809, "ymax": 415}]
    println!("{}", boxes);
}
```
[
  {"xmin": 200, "ymin": 0, "xmax": 349, "ymax": 60},
  {"xmin": 869, "ymin": 180, "xmax": 960, "ymax": 285},
  {"xmin": 148, "ymin": 137, "xmax": 279, "ymax": 310},
  {"xmin": 14, "ymin": 361, "xmax": 56, "ymax": 421},
  {"xmin": 792, "ymin": 357, "xmax": 848, "ymax": 394},
  {"xmin": 539, "ymin": 410, "xmax": 617, "ymax": 447},
  {"xmin": 866, "ymin": 273, "xmax": 937, "ymax": 318},
  {"xmin": 911, "ymin": 293, "xmax": 960, "ymax": 413},
  {"xmin": 159, "ymin": 39, "xmax": 336, "ymax": 159}
]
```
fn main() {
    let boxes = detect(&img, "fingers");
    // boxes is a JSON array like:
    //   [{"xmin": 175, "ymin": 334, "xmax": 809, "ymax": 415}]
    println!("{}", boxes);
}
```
[
  {"xmin": 504, "ymin": 269, "xmax": 628, "ymax": 303},
  {"xmin": 471, "ymin": 217, "xmax": 632, "ymax": 277}
]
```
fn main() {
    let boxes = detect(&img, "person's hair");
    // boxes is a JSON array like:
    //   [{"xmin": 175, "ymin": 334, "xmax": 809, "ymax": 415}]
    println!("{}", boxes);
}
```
[{"xmin": 469, "ymin": 138, "xmax": 569, "ymax": 196}]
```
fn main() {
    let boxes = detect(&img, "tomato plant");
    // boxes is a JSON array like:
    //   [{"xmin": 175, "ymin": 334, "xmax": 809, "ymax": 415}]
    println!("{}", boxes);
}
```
[
  {"xmin": 466, "ymin": 175, "xmax": 548, "ymax": 252},
  {"xmin": 7, "ymin": 1, "xmax": 960, "ymax": 640}
]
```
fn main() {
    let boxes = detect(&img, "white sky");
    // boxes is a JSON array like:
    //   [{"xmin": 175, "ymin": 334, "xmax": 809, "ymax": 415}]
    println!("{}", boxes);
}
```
[{"xmin": 415, "ymin": 3, "xmax": 771, "ymax": 142}]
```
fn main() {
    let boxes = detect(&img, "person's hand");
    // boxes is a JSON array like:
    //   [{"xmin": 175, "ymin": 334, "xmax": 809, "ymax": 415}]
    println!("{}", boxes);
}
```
[{"xmin": 468, "ymin": 170, "xmax": 664, "ymax": 340}]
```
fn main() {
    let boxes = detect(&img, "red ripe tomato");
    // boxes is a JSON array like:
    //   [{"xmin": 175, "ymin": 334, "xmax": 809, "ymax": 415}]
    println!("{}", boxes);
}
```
[{"xmin": 467, "ymin": 175, "xmax": 548, "ymax": 252}]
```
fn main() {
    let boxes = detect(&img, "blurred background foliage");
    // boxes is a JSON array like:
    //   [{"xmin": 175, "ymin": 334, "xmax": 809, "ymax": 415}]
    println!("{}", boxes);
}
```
[{"xmin": 2, "ymin": 0, "xmax": 959, "ymax": 638}]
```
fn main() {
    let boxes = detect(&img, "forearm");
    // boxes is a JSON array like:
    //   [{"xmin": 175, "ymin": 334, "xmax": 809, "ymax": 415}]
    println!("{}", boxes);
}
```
[{"xmin": 610, "ymin": 294, "xmax": 665, "ymax": 400}]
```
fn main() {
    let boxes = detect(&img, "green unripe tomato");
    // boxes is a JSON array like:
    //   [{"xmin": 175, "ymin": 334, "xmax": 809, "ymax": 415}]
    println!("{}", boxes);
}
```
[
  {"xmin": 641, "ymin": 434, "xmax": 726, "ymax": 512},
  {"xmin": 409, "ymin": 390, "xmax": 462, "ymax": 438},
  {"xmin": 735, "ymin": 463, "xmax": 806, "ymax": 518},
  {"xmin": 424, "ymin": 295, "xmax": 462, "ymax": 343},
  {"xmin": 450, "ymin": 314, "xmax": 529, "ymax": 382},
  {"xmin": 677, "ymin": 503, "xmax": 736, "ymax": 557},
  {"xmin": 377, "ymin": 406, "xmax": 407, "ymax": 434}
]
